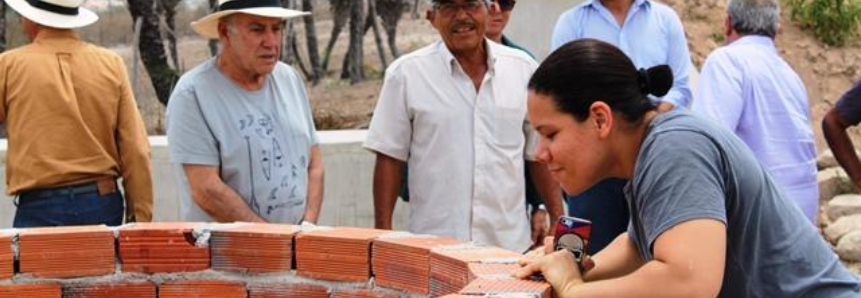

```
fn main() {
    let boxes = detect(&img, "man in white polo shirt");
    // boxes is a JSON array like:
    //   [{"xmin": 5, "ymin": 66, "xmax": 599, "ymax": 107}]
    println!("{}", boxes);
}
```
[{"xmin": 364, "ymin": 0, "xmax": 562, "ymax": 253}]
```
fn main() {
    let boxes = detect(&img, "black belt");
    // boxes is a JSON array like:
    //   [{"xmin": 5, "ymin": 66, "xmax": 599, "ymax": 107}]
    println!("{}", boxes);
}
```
[{"xmin": 20, "ymin": 180, "xmax": 111, "ymax": 200}]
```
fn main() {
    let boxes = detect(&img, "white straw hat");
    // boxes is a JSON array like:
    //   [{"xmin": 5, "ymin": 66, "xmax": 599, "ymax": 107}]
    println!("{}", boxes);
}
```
[
  {"xmin": 192, "ymin": 0, "xmax": 310, "ymax": 39},
  {"xmin": 5, "ymin": 0, "xmax": 98, "ymax": 29}
]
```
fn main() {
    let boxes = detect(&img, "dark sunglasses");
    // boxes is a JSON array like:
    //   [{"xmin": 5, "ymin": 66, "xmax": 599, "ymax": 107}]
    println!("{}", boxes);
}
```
[{"xmin": 494, "ymin": 0, "xmax": 516, "ymax": 11}]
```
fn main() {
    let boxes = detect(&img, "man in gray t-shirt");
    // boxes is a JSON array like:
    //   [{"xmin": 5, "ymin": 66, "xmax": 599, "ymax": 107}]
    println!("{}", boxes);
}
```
[
  {"xmin": 628, "ymin": 111, "xmax": 859, "ymax": 297},
  {"xmin": 166, "ymin": 2, "xmax": 322, "ymax": 224}
]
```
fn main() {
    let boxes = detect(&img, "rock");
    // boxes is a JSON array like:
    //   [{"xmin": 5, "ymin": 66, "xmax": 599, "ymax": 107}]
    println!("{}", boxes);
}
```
[
  {"xmin": 827, "ymin": 194, "xmax": 861, "ymax": 222},
  {"xmin": 835, "ymin": 231, "xmax": 861, "ymax": 262},
  {"xmin": 818, "ymin": 167, "xmax": 854, "ymax": 204},
  {"xmin": 824, "ymin": 214, "xmax": 861, "ymax": 244},
  {"xmin": 817, "ymin": 150, "xmax": 838, "ymax": 170}
]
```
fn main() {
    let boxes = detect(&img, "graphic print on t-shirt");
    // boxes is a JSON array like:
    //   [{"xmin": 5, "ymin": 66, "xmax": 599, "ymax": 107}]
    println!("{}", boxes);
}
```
[{"xmin": 238, "ymin": 112, "xmax": 308, "ymax": 217}]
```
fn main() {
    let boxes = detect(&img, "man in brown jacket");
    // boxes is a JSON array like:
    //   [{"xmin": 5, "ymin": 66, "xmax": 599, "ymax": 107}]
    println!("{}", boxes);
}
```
[{"xmin": 0, "ymin": 0, "xmax": 153, "ymax": 227}]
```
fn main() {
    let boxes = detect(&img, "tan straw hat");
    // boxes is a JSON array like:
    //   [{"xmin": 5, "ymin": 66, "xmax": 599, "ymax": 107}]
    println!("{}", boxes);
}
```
[
  {"xmin": 192, "ymin": 0, "xmax": 310, "ymax": 39},
  {"xmin": 5, "ymin": 0, "xmax": 98, "ymax": 29}
]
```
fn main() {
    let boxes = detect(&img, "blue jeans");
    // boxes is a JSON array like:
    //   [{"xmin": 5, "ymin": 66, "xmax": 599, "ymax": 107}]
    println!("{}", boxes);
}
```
[
  {"xmin": 565, "ymin": 178, "xmax": 629, "ymax": 255},
  {"xmin": 14, "ymin": 186, "xmax": 124, "ymax": 228}
]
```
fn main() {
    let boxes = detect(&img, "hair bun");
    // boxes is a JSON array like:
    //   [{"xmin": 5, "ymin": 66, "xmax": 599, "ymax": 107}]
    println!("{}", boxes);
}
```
[{"xmin": 637, "ymin": 65, "xmax": 673, "ymax": 97}]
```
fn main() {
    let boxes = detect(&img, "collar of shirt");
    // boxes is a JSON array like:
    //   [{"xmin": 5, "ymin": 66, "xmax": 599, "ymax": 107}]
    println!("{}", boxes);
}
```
[
  {"xmin": 729, "ymin": 35, "xmax": 776, "ymax": 51},
  {"xmin": 586, "ymin": 0, "xmax": 651, "ymax": 28},
  {"xmin": 437, "ymin": 38, "xmax": 498, "ymax": 78},
  {"xmin": 34, "ymin": 27, "xmax": 80, "ymax": 44}
]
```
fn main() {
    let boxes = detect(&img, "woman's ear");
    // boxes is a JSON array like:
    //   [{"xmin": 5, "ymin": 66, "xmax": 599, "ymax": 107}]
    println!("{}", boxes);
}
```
[{"xmin": 589, "ymin": 101, "xmax": 613, "ymax": 139}]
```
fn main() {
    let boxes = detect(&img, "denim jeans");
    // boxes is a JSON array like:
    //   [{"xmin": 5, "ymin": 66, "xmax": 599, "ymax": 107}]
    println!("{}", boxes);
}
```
[
  {"xmin": 565, "ymin": 178, "xmax": 630, "ymax": 255},
  {"xmin": 14, "ymin": 187, "xmax": 124, "ymax": 228}
]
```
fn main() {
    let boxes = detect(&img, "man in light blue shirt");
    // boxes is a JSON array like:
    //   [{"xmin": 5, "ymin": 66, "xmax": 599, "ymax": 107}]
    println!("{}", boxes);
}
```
[
  {"xmin": 551, "ymin": 0, "xmax": 692, "ymax": 111},
  {"xmin": 693, "ymin": 0, "xmax": 818, "ymax": 223},
  {"xmin": 549, "ymin": 0, "xmax": 693, "ymax": 254}
]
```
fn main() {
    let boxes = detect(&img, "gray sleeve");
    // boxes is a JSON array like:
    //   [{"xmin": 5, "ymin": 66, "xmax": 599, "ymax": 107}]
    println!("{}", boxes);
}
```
[
  {"xmin": 166, "ymin": 83, "xmax": 221, "ymax": 166},
  {"xmin": 632, "ymin": 129, "xmax": 728, "ymax": 251},
  {"xmin": 288, "ymin": 67, "xmax": 319, "ymax": 145},
  {"xmin": 835, "ymin": 82, "xmax": 861, "ymax": 126}
]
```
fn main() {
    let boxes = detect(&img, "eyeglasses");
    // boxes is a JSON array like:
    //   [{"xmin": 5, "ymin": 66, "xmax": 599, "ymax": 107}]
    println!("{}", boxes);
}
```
[
  {"xmin": 433, "ymin": 0, "xmax": 486, "ymax": 16},
  {"xmin": 492, "ymin": 0, "xmax": 516, "ymax": 11}
]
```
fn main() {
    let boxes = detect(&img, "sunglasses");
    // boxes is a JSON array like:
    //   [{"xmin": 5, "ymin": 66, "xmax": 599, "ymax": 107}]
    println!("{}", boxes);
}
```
[{"xmin": 493, "ymin": 0, "xmax": 516, "ymax": 11}]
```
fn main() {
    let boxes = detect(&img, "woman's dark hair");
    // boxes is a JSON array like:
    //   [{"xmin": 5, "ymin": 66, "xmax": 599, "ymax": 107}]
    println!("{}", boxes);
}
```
[{"xmin": 528, "ymin": 39, "xmax": 673, "ymax": 123}]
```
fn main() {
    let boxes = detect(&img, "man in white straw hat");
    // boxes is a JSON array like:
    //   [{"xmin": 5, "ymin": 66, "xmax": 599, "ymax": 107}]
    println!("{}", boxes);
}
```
[
  {"xmin": 0, "ymin": 0, "xmax": 153, "ymax": 227},
  {"xmin": 166, "ymin": 0, "xmax": 323, "ymax": 225}
]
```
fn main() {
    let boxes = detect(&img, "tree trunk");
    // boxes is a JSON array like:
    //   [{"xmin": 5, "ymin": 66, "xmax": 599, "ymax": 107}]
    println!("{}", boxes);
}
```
[
  {"xmin": 378, "ymin": 0, "xmax": 407, "ymax": 58},
  {"xmin": 207, "ymin": 0, "xmax": 219, "ymax": 56},
  {"xmin": 322, "ymin": 0, "xmax": 350, "ymax": 72},
  {"xmin": 367, "ymin": 0, "xmax": 388, "ymax": 70},
  {"xmin": 347, "ymin": 0, "xmax": 366, "ymax": 84},
  {"xmin": 158, "ymin": 0, "xmax": 181, "ymax": 71},
  {"xmin": 302, "ymin": 0, "xmax": 322, "ymax": 85},
  {"xmin": 0, "ymin": 1, "xmax": 6, "ymax": 54},
  {"xmin": 127, "ymin": 0, "xmax": 179, "ymax": 106},
  {"xmin": 412, "ymin": 0, "xmax": 421, "ymax": 19}
]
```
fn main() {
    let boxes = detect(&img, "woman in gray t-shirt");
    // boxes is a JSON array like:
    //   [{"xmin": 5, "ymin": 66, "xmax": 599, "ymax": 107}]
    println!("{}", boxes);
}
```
[{"xmin": 514, "ymin": 39, "xmax": 860, "ymax": 297}]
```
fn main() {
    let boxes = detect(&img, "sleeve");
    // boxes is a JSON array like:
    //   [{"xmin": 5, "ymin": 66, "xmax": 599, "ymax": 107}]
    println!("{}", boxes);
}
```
[
  {"xmin": 550, "ymin": 10, "xmax": 578, "ymax": 52},
  {"xmin": 632, "ymin": 129, "xmax": 728, "ymax": 250},
  {"xmin": 165, "ymin": 77, "xmax": 221, "ymax": 166},
  {"xmin": 289, "ymin": 67, "xmax": 319, "ymax": 145},
  {"xmin": 363, "ymin": 66, "xmax": 412, "ymax": 161},
  {"xmin": 835, "ymin": 81, "xmax": 861, "ymax": 126},
  {"xmin": 692, "ymin": 51, "xmax": 744, "ymax": 130},
  {"xmin": 523, "ymin": 61, "xmax": 540, "ymax": 161},
  {"xmin": 0, "ymin": 55, "xmax": 8, "ymax": 122},
  {"xmin": 659, "ymin": 9, "xmax": 693, "ymax": 108},
  {"xmin": 114, "ymin": 56, "xmax": 154, "ymax": 222}
]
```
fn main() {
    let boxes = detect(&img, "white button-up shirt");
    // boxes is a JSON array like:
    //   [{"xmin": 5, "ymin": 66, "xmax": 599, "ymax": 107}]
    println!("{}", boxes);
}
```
[
  {"xmin": 693, "ymin": 35, "xmax": 818, "ymax": 222},
  {"xmin": 364, "ymin": 40, "xmax": 538, "ymax": 253}
]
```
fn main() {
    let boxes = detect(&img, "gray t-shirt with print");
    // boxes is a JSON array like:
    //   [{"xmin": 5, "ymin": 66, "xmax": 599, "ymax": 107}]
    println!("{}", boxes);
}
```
[
  {"xmin": 626, "ymin": 111, "xmax": 860, "ymax": 297},
  {"xmin": 166, "ymin": 58, "xmax": 318, "ymax": 224}
]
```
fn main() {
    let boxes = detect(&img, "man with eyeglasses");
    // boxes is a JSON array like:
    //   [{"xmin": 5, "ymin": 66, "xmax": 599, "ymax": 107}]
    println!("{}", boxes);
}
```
[{"xmin": 365, "ymin": 0, "xmax": 563, "ymax": 253}]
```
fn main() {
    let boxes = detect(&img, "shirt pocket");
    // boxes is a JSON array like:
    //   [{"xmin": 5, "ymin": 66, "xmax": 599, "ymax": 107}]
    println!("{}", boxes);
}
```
[{"xmin": 494, "ymin": 106, "xmax": 524, "ymax": 147}]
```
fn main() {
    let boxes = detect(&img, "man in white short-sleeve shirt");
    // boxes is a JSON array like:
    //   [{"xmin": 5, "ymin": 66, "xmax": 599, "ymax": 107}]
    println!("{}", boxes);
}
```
[{"xmin": 364, "ymin": 0, "xmax": 562, "ymax": 253}]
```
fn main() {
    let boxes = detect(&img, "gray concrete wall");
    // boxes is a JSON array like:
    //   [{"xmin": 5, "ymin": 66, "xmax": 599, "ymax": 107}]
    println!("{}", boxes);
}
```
[{"xmin": 0, "ymin": 131, "xmax": 410, "ymax": 229}]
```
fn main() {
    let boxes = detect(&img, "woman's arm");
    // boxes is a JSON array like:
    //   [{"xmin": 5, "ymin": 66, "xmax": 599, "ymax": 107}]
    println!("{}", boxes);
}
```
[{"xmin": 518, "ymin": 219, "xmax": 726, "ymax": 298}]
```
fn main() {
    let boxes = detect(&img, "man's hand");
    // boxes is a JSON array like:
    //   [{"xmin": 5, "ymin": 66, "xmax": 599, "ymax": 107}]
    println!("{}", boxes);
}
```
[{"xmin": 529, "ymin": 209, "xmax": 550, "ymax": 250}]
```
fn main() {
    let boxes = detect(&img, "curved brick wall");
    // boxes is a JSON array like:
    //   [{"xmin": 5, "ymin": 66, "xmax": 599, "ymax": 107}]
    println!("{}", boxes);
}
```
[{"xmin": 0, "ymin": 223, "xmax": 552, "ymax": 298}]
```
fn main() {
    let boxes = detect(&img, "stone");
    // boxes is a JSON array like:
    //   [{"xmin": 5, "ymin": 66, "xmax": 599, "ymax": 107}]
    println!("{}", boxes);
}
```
[
  {"xmin": 828, "ymin": 194, "xmax": 861, "ymax": 221},
  {"xmin": 835, "ymin": 231, "xmax": 861, "ymax": 262},
  {"xmin": 817, "ymin": 150, "xmax": 838, "ymax": 170},
  {"xmin": 818, "ymin": 167, "xmax": 854, "ymax": 204},
  {"xmin": 824, "ymin": 214, "xmax": 861, "ymax": 244}
]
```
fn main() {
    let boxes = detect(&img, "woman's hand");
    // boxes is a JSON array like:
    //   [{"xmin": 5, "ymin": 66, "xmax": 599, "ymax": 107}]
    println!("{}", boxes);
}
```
[{"xmin": 514, "ymin": 249, "xmax": 593, "ymax": 297}]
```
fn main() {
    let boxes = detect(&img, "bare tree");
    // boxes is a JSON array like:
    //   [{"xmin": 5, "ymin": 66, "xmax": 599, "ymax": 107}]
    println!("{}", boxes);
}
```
[
  {"xmin": 0, "ymin": 1, "xmax": 6, "ymax": 53},
  {"xmin": 127, "ymin": 0, "xmax": 179, "ymax": 106},
  {"xmin": 367, "ymin": 0, "xmax": 388, "ymax": 70},
  {"xmin": 322, "ymin": 0, "xmax": 350, "ymax": 72},
  {"xmin": 302, "ymin": 0, "xmax": 322, "ymax": 85},
  {"xmin": 157, "ymin": 0, "xmax": 181, "ymax": 70},
  {"xmin": 345, "ymin": 0, "xmax": 366, "ymax": 83},
  {"xmin": 412, "ymin": 0, "xmax": 422, "ymax": 19},
  {"xmin": 378, "ymin": 0, "xmax": 408, "ymax": 58},
  {"xmin": 207, "ymin": 0, "xmax": 219, "ymax": 56}
]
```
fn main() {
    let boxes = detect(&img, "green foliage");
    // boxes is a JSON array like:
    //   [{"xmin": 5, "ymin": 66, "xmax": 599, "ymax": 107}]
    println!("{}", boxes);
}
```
[{"xmin": 787, "ymin": 0, "xmax": 861, "ymax": 46}]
